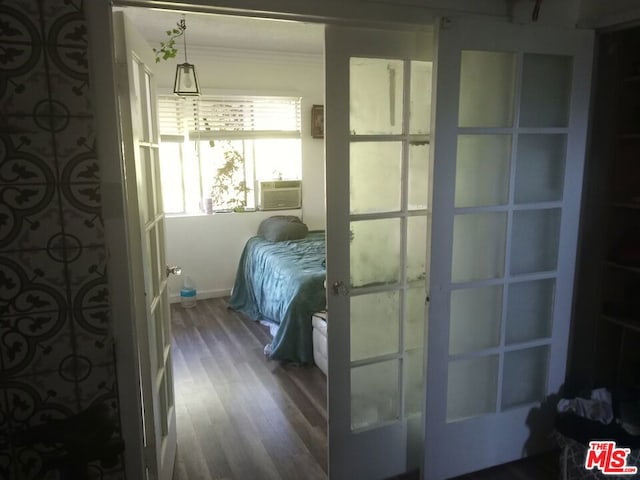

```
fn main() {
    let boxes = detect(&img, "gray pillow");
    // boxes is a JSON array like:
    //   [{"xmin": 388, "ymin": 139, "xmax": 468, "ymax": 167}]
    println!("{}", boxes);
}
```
[{"xmin": 258, "ymin": 216, "xmax": 308, "ymax": 241}]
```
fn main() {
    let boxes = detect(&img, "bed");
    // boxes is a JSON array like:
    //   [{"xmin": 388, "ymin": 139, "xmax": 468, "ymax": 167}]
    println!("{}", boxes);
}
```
[{"xmin": 228, "ymin": 230, "xmax": 326, "ymax": 364}]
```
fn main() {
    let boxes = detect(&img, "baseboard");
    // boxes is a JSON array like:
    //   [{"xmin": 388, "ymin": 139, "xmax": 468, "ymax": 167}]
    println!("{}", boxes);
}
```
[{"xmin": 169, "ymin": 288, "xmax": 232, "ymax": 304}]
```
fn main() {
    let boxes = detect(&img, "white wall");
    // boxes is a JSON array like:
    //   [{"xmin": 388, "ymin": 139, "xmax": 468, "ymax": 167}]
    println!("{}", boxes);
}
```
[
  {"xmin": 165, "ymin": 209, "xmax": 303, "ymax": 301},
  {"xmin": 156, "ymin": 41, "xmax": 325, "ymax": 301}
]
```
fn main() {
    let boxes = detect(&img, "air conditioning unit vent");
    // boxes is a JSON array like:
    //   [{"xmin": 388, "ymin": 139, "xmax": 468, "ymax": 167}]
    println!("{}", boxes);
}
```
[{"xmin": 258, "ymin": 180, "xmax": 302, "ymax": 210}]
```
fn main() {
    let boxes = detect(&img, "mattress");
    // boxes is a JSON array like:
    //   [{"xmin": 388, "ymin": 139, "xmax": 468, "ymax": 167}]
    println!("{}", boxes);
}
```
[{"xmin": 312, "ymin": 311, "xmax": 328, "ymax": 375}]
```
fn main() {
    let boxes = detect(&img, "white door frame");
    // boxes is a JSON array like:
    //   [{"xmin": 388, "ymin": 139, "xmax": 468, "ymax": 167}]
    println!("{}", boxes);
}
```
[
  {"xmin": 86, "ymin": 1, "xmax": 589, "ymax": 478},
  {"xmin": 87, "ymin": 2, "xmax": 439, "ymax": 477},
  {"xmin": 86, "ymin": 3, "xmax": 147, "ymax": 479}
]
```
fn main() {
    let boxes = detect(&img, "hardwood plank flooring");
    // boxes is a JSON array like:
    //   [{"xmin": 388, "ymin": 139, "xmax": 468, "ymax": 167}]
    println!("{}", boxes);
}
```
[
  {"xmin": 171, "ymin": 297, "xmax": 328, "ymax": 480},
  {"xmin": 170, "ymin": 297, "xmax": 560, "ymax": 480}
]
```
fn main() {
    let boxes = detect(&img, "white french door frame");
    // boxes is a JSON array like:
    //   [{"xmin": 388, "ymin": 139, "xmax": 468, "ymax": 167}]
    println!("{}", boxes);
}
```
[
  {"xmin": 425, "ymin": 17, "xmax": 594, "ymax": 479},
  {"xmin": 325, "ymin": 25, "xmax": 434, "ymax": 480},
  {"xmin": 86, "ymin": 2, "xmax": 594, "ymax": 479},
  {"xmin": 86, "ymin": 3, "xmax": 146, "ymax": 479}
]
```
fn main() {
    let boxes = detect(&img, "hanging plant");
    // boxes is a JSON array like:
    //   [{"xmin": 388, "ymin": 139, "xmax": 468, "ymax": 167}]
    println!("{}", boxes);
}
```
[{"xmin": 152, "ymin": 19, "xmax": 186, "ymax": 63}]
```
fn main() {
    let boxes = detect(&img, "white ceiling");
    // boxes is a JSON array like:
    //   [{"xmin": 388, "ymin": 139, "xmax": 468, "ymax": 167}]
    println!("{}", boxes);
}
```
[{"xmin": 118, "ymin": 7, "xmax": 324, "ymax": 55}]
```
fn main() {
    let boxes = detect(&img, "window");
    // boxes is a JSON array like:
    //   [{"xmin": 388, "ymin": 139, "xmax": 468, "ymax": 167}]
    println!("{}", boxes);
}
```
[{"xmin": 158, "ymin": 95, "xmax": 302, "ymax": 214}]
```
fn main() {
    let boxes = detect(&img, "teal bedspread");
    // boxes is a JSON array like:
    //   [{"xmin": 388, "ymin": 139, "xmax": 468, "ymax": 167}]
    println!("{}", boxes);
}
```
[{"xmin": 228, "ymin": 231, "xmax": 326, "ymax": 364}]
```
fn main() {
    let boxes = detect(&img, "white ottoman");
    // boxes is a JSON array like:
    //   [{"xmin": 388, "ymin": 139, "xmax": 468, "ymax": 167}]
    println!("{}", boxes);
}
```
[{"xmin": 312, "ymin": 311, "xmax": 328, "ymax": 375}]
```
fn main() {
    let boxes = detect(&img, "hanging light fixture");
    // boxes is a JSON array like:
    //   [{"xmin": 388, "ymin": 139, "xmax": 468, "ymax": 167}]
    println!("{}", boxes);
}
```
[{"xmin": 173, "ymin": 17, "xmax": 200, "ymax": 96}]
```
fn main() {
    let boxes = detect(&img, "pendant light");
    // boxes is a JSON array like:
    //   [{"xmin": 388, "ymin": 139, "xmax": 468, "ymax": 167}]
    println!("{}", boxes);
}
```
[{"xmin": 173, "ymin": 17, "xmax": 200, "ymax": 96}]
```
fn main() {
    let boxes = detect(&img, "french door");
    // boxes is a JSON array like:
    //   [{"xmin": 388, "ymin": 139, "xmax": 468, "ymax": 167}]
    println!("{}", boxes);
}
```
[
  {"xmin": 113, "ymin": 12, "xmax": 177, "ymax": 480},
  {"xmin": 424, "ymin": 18, "xmax": 593, "ymax": 479},
  {"xmin": 325, "ymin": 25, "xmax": 433, "ymax": 480}
]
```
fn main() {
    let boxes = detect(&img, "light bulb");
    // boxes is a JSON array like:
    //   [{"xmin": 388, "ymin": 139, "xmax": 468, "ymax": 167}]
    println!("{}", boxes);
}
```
[{"xmin": 184, "ymin": 67, "xmax": 193, "ymax": 88}]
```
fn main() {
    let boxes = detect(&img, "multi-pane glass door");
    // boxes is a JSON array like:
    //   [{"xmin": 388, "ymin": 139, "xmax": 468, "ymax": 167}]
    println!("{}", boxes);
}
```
[
  {"xmin": 325, "ymin": 26, "xmax": 433, "ymax": 480},
  {"xmin": 114, "ymin": 12, "xmax": 177, "ymax": 480},
  {"xmin": 425, "ymin": 18, "xmax": 593, "ymax": 479},
  {"xmin": 348, "ymin": 56, "xmax": 431, "ymax": 430},
  {"xmin": 447, "ymin": 49, "xmax": 571, "ymax": 422}
]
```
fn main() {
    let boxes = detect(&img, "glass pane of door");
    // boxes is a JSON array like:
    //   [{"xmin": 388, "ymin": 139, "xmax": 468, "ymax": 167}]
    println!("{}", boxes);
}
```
[
  {"xmin": 458, "ymin": 51, "xmax": 516, "ymax": 128},
  {"xmin": 452, "ymin": 212, "xmax": 507, "ymax": 282},
  {"xmin": 447, "ymin": 355, "xmax": 499, "ymax": 421},
  {"xmin": 348, "ymin": 55, "xmax": 432, "ymax": 433},
  {"xmin": 505, "ymin": 279, "xmax": 555, "ymax": 344},
  {"xmin": 408, "ymin": 143, "xmax": 430, "ymax": 210},
  {"xmin": 350, "ymin": 58, "xmax": 404, "ymax": 135},
  {"xmin": 501, "ymin": 346, "xmax": 550, "ymax": 409},
  {"xmin": 510, "ymin": 208, "xmax": 561, "ymax": 274},
  {"xmin": 520, "ymin": 54, "xmax": 572, "ymax": 127},
  {"xmin": 350, "ymin": 219, "xmax": 401, "ymax": 287},
  {"xmin": 449, "ymin": 286, "xmax": 503, "ymax": 355},
  {"xmin": 514, "ymin": 134, "xmax": 567, "ymax": 203},
  {"xmin": 351, "ymin": 291, "xmax": 400, "ymax": 362},
  {"xmin": 455, "ymin": 135, "xmax": 511, "ymax": 207},
  {"xmin": 446, "ymin": 48, "xmax": 567, "ymax": 424},
  {"xmin": 350, "ymin": 142, "xmax": 402, "ymax": 213},
  {"xmin": 352, "ymin": 360, "xmax": 401, "ymax": 429}
]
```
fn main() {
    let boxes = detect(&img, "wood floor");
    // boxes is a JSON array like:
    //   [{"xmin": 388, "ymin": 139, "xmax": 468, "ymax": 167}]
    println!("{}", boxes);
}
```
[
  {"xmin": 169, "ymin": 297, "xmax": 560, "ymax": 480},
  {"xmin": 171, "ymin": 297, "xmax": 328, "ymax": 480}
]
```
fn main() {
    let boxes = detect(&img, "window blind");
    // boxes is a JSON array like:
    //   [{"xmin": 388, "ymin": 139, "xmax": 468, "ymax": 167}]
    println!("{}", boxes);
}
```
[{"xmin": 158, "ymin": 95, "xmax": 302, "ymax": 141}]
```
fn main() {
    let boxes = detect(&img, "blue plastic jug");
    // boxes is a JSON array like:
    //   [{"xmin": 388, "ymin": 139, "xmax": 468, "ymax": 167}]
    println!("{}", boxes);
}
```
[{"xmin": 180, "ymin": 276, "xmax": 197, "ymax": 308}]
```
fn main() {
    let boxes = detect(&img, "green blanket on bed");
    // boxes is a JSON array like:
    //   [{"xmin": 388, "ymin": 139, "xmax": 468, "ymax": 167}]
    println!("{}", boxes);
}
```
[{"xmin": 228, "ymin": 231, "xmax": 326, "ymax": 364}]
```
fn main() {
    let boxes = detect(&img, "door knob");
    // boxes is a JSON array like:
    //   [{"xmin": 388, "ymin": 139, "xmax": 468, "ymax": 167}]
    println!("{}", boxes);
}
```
[
  {"xmin": 332, "ymin": 280, "xmax": 349, "ymax": 296},
  {"xmin": 166, "ymin": 265, "xmax": 182, "ymax": 277}
]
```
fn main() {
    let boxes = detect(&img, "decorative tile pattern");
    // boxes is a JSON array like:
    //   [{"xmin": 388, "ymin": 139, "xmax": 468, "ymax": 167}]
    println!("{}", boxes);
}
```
[
  {"xmin": 2, "ymin": 375, "xmax": 78, "ymax": 479},
  {"xmin": 0, "ymin": 2, "xmax": 42, "ymax": 45},
  {"xmin": 2, "ymin": 375, "xmax": 78, "ymax": 428},
  {"xmin": 54, "ymin": 116, "xmax": 97, "ymax": 181},
  {"xmin": 0, "ymin": 0, "xmax": 123, "ymax": 476},
  {"xmin": 73, "ymin": 308, "xmax": 113, "ymax": 367},
  {"xmin": 0, "ymin": 251, "xmax": 67, "ymax": 316},
  {"xmin": 60, "ymin": 184, "xmax": 104, "ymax": 247},
  {"xmin": 0, "ymin": 310, "xmax": 71, "ymax": 378},
  {"xmin": 0, "ymin": 185, "xmax": 61, "ymax": 251},
  {"xmin": 47, "ymin": 46, "xmax": 92, "ymax": 114},
  {"xmin": 42, "ymin": 0, "xmax": 86, "ymax": 47},
  {"xmin": 0, "ymin": 131, "xmax": 56, "ymax": 185},
  {"xmin": 0, "ymin": 44, "xmax": 47, "ymax": 115},
  {"xmin": 77, "ymin": 364, "xmax": 118, "ymax": 410},
  {"xmin": 62, "ymin": 208, "xmax": 104, "ymax": 251},
  {"xmin": 66, "ymin": 246, "xmax": 107, "ymax": 306}
]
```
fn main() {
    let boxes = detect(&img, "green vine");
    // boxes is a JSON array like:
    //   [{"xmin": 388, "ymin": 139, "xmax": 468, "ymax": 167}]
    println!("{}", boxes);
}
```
[
  {"xmin": 210, "ymin": 142, "xmax": 251, "ymax": 211},
  {"xmin": 152, "ymin": 20, "xmax": 185, "ymax": 63}
]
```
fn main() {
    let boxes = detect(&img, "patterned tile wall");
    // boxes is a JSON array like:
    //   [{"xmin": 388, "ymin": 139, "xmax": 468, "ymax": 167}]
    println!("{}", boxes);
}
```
[{"xmin": 0, "ymin": 0, "xmax": 123, "ymax": 478}]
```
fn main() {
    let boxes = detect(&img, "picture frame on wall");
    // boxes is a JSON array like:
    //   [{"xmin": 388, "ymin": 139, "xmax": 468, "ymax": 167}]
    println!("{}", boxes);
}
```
[{"xmin": 311, "ymin": 104, "xmax": 324, "ymax": 138}]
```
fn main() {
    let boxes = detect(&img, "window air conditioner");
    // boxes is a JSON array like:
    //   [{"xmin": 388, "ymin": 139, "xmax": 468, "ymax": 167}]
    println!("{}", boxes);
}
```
[{"xmin": 258, "ymin": 180, "xmax": 302, "ymax": 210}]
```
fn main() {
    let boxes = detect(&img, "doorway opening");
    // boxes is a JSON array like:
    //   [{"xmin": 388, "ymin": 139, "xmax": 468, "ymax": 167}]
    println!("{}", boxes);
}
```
[{"xmin": 114, "ymin": 6, "xmax": 329, "ymax": 478}]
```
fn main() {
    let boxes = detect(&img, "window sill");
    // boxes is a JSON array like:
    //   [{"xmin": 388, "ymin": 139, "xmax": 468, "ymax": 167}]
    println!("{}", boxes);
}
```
[{"xmin": 166, "ymin": 208, "xmax": 301, "ymax": 219}]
